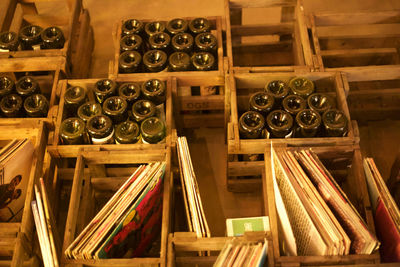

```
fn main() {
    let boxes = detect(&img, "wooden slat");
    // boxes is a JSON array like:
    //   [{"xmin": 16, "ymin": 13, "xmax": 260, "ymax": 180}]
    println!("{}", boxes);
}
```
[
  {"xmin": 229, "ymin": 0, "xmax": 296, "ymax": 9},
  {"xmin": 320, "ymin": 48, "xmax": 398, "ymax": 57},
  {"xmin": 82, "ymin": 150, "xmax": 167, "ymax": 164},
  {"xmin": 228, "ymin": 160, "xmax": 264, "ymax": 176},
  {"xmin": 178, "ymin": 95, "xmax": 225, "ymax": 111},
  {"xmin": 316, "ymin": 23, "xmax": 400, "ymax": 39},
  {"xmin": 231, "ymin": 22, "xmax": 293, "ymax": 36},
  {"xmin": 313, "ymin": 10, "xmax": 400, "ymax": 26}
]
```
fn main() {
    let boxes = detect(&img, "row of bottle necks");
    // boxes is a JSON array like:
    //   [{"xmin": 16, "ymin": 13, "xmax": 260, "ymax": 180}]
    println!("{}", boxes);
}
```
[
  {"xmin": 118, "ymin": 17, "xmax": 217, "ymax": 73},
  {"xmin": 0, "ymin": 75, "xmax": 49, "ymax": 117},
  {"xmin": 0, "ymin": 25, "xmax": 65, "ymax": 51},
  {"xmin": 239, "ymin": 77, "xmax": 349, "ymax": 139},
  {"xmin": 60, "ymin": 78, "xmax": 167, "ymax": 145}
]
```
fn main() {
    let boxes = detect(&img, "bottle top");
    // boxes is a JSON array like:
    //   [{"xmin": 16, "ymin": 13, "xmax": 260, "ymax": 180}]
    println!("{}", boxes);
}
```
[
  {"xmin": 189, "ymin": 18, "xmax": 211, "ymax": 34},
  {"xmin": 171, "ymin": 33, "xmax": 194, "ymax": 52},
  {"xmin": 19, "ymin": 25, "xmax": 43, "ymax": 42},
  {"xmin": 0, "ymin": 31, "xmax": 19, "ymax": 51},
  {"xmin": 118, "ymin": 82, "xmax": 141, "ymax": 103},
  {"xmin": 141, "ymin": 116, "xmax": 166, "ymax": 144},
  {"xmin": 322, "ymin": 109, "xmax": 348, "ymax": 136},
  {"xmin": 296, "ymin": 109, "xmax": 321, "ymax": 130},
  {"xmin": 266, "ymin": 110, "xmax": 293, "ymax": 137},
  {"xmin": 169, "ymin": 52, "xmax": 191, "ymax": 71},
  {"xmin": 122, "ymin": 19, "xmax": 144, "ymax": 36},
  {"xmin": 145, "ymin": 21, "xmax": 166, "ymax": 37},
  {"xmin": 0, "ymin": 76, "xmax": 15, "ymax": 96},
  {"xmin": 64, "ymin": 86, "xmax": 86, "ymax": 106},
  {"xmin": 282, "ymin": 95, "xmax": 307, "ymax": 115},
  {"xmin": 249, "ymin": 92, "xmax": 275, "ymax": 116},
  {"xmin": 0, "ymin": 94, "xmax": 22, "ymax": 117},
  {"xmin": 119, "ymin": 51, "xmax": 142, "ymax": 73},
  {"xmin": 93, "ymin": 79, "xmax": 117, "ymax": 103},
  {"xmin": 41, "ymin": 26, "xmax": 65, "ymax": 49},
  {"xmin": 131, "ymin": 100, "xmax": 156, "ymax": 122},
  {"xmin": 16, "ymin": 76, "xmax": 40, "ymax": 96},
  {"xmin": 60, "ymin": 117, "xmax": 86, "ymax": 142},
  {"xmin": 195, "ymin": 32, "xmax": 217, "ymax": 51},
  {"xmin": 77, "ymin": 101, "xmax": 102, "ymax": 122},
  {"xmin": 239, "ymin": 111, "xmax": 265, "ymax": 139},
  {"xmin": 142, "ymin": 79, "xmax": 166, "ymax": 104},
  {"xmin": 120, "ymin": 34, "xmax": 142, "ymax": 52},
  {"xmin": 24, "ymin": 94, "xmax": 49, "ymax": 117},
  {"xmin": 166, "ymin": 18, "xmax": 188, "ymax": 35},
  {"xmin": 149, "ymin": 32, "xmax": 171, "ymax": 50},
  {"xmin": 191, "ymin": 52, "xmax": 215, "ymax": 71},
  {"xmin": 288, "ymin": 77, "xmax": 315, "ymax": 98},
  {"xmin": 115, "ymin": 120, "xmax": 140, "ymax": 144},
  {"xmin": 86, "ymin": 115, "xmax": 113, "ymax": 139},
  {"xmin": 307, "ymin": 93, "xmax": 332, "ymax": 114},
  {"xmin": 143, "ymin": 50, "xmax": 167, "ymax": 72},
  {"xmin": 265, "ymin": 80, "xmax": 289, "ymax": 100}
]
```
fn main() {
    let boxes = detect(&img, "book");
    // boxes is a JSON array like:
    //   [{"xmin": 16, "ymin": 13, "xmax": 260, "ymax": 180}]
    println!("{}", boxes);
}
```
[
  {"xmin": 0, "ymin": 139, "xmax": 34, "ymax": 222},
  {"xmin": 226, "ymin": 216, "xmax": 270, "ymax": 237}
]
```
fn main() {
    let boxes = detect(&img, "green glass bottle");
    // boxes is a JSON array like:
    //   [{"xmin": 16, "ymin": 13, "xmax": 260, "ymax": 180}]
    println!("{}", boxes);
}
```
[
  {"xmin": 149, "ymin": 32, "xmax": 171, "ymax": 53},
  {"xmin": 282, "ymin": 95, "xmax": 306, "ymax": 116},
  {"xmin": 120, "ymin": 34, "xmax": 143, "ymax": 52},
  {"xmin": 77, "ymin": 102, "xmax": 102, "ymax": 122},
  {"xmin": 0, "ymin": 31, "xmax": 19, "ymax": 51},
  {"xmin": 166, "ymin": 18, "xmax": 188, "ymax": 35},
  {"xmin": 144, "ymin": 21, "xmax": 166, "ymax": 38},
  {"xmin": 171, "ymin": 33, "xmax": 193, "ymax": 53},
  {"xmin": 249, "ymin": 92, "xmax": 275, "ymax": 116},
  {"xmin": 143, "ymin": 50, "xmax": 167, "ymax": 72},
  {"xmin": 265, "ymin": 80, "xmax": 289, "ymax": 104},
  {"xmin": 64, "ymin": 86, "xmax": 87, "ymax": 116},
  {"xmin": 295, "ymin": 109, "xmax": 321, "ymax": 138},
  {"xmin": 238, "ymin": 111, "xmax": 265, "ymax": 139},
  {"xmin": 322, "ymin": 109, "xmax": 348, "ymax": 137},
  {"xmin": 114, "ymin": 120, "xmax": 141, "ymax": 144},
  {"xmin": 16, "ymin": 76, "xmax": 40, "ymax": 97},
  {"xmin": 23, "ymin": 94, "xmax": 49, "ymax": 117},
  {"xmin": 131, "ymin": 100, "xmax": 156, "ymax": 123},
  {"xmin": 122, "ymin": 19, "xmax": 144, "ymax": 36},
  {"xmin": 103, "ymin": 96, "xmax": 128, "ymax": 124},
  {"xmin": 118, "ymin": 82, "xmax": 141, "ymax": 106},
  {"xmin": 119, "ymin": 51, "xmax": 142, "ymax": 73},
  {"xmin": 169, "ymin": 52, "xmax": 191, "ymax": 71},
  {"xmin": 141, "ymin": 117, "xmax": 166, "ymax": 144},
  {"xmin": 189, "ymin": 18, "xmax": 211, "ymax": 34},
  {"xmin": 0, "ymin": 76, "xmax": 15, "ymax": 97},
  {"xmin": 191, "ymin": 52, "xmax": 215, "ymax": 71},
  {"xmin": 60, "ymin": 117, "xmax": 88, "ymax": 145},
  {"xmin": 307, "ymin": 93, "xmax": 332, "ymax": 114},
  {"xmin": 195, "ymin": 32, "xmax": 217, "ymax": 53},
  {"xmin": 266, "ymin": 110, "xmax": 293, "ymax": 138},
  {"xmin": 40, "ymin": 26, "xmax": 65, "ymax": 49},
  {"xmin": 0, "ymin": 94, "xmax": 23, "ymax": 117},
  {"xmin": 93, "ymin": 79, "xmax": 117, "ymax": 104},
  {"xmin": 142, "ymin": 79, "xmax": 166, "ymax": 105},
  {"xmin": 19, "ymin": 25, "xmax": 43, "ymax": 50},
  {"xmin": 87, "ymin": 115, "xmax": 114, "ymax": 145},
  {"xmin": 288, "ymin": 77, "xmax": 315, "ymax": 99}
]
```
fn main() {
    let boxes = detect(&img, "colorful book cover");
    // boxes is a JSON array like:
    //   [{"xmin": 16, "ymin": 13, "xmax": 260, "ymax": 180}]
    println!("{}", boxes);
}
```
[{"xmin": 226, "ymin": 216, "xmax": 270, "ymax": 237}]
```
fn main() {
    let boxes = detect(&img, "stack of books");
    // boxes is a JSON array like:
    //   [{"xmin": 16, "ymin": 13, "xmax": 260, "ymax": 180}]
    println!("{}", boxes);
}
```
[
  {"xmin": 271, "ymin": 147, "xmax": 379, "ymax": 256},
  {"xmin": 214, "ymin": 238, "xmax": 268, "ymax": 267},
  {"xmin": 0, "ymin": 139, "xmax": 34, "ymax": 222},
  {"xmin": 177, "ymin": 136, "xmax": 210, "ymax": 238},
  {"xmin": 364, "ymin": 158, "xmax": 400, "ymax": 262},
  {"xmin": 65, "ymin": 162, "xmax": 165, "ymax": 259}
]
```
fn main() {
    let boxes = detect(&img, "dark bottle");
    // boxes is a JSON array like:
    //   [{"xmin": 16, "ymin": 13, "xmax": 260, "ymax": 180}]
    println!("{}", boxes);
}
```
[
  {"xmin": 24, "ymin": 94, "xmax": 49, "ymax": 117},
  {"xmin": 189, "ymin": 18, "xmax": 211, "ymax": 34},
  {"xmin": 93, "ymin": 79, "xmax": 117, "ymax": 104},
  {"xmin": 171, "ymin": 33, "xmax": 193, "ymax": 53},
  {"xmin": 118, "ymin": 82, "xmax": 141, "ymax": 106},
  {"xmin": 307, "ymin": 93, "xmax": 332, "ymax": 114},
  {"xmin": 238, "ymin": 111, "xmax": 265, "ymax": 139},
  {"xmin": 148, "ymin": 32, "xmax": 171, "ymax": 53},
  {"xmin": 143, "ymin": 50, "xmax": 167, "ymax": 72},
  {"xmin": 86, "ymin": 115, "xmax": 114, "ymax": 145},
  {"xmin": 103, "ymin": 96, "xmax": 128, "ymax": 124},
  {"xmin": 266, "ymin": 110, "xmax": 294, "ymax": 138},
  {"xmin": 119, "ymin": 50, "xmax": 142, "ymax": 73},
  {"xmin": 142, "ymin": 79, "xmax": 166, "ymax": 105},
  {"xmin": 282, "ymin": 95, "xmax": 306, "ymax": 116},
  {"xmin": 265, "ymin": 80, "xmax": 289, "ymax": 104},
  {"xmin": 120, "ymin": 34, "xmax": 142, "ymax": 52},
  {"xmin": 0, "ymin": 31, "xmax": 19, "ymax": 51},
  {"xmin": 166, "ymin": 18, "xmax": 188, "ymax": 35},
  {"xmin": 77, "ymin": 101, "xmax": 102, "ymax": 122},
  {"xmin": 114, "ymin": 120, "xmax": 141, "ymax": 144},
  {"xmin": 60, "ymin": 117, "xmax": 88, "ymax": 145},
  {"xmin": 322, "ymin": 109, "xmax": 348, "ymax": 137},
  {"xmin": 295, "ymin": 109, "xmax": 321, "ymax": 138},
  {"xmin": 16, "ymin": 76, "xmax": 40, "ymax": 97},
  {"xmin": 122, "ymin": 19, "xmax": 144, "ymax": 36},
  {"xmin": 131, "ymin": 100, "xmax": 156, "ymax": 123},
  {"xmin": 195, "ymin": 32, "xmax": 217, "ymax": 53},
  {"xmin": 64, "ymin": 86, "xmax": 87, "ymax": 116},
  {"xmin": 191, "ymin": 52, "xmax": 215, "ymax": 71},
  {"xmin": 0, "ymin": 94, "xmax": 23, "ymax": 117},
  {"xmin": 288, "ymin": 77, "xmax": 315, "ymax": 99},
  {"xmin": 0, "ymin": 76, "xmax": 15, "ymax": 96},
  {"xmin": 144, "ymin": 21, "xmax": 166, "ymax": 38},
  {"xmin": 19, "ymin": 25, "xmax": 43, "ymax": 50},
  {"xmin": 40, "ymin": 27, "xmax": 65, "ymax": 49},
  {"xmin": 169, "ymin": 52, "xmax": 190, "ymax": 71},
  {"xmin": 249, "ymin": 92, "xmax": 274, "ymax": 116},
  {"xmin": 140, "ymin": 117, "xmax": 166, "ymax": 144}
]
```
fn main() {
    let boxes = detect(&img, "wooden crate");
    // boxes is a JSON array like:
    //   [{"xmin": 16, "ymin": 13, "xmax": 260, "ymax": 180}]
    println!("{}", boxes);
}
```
[
  {"xmin": 109, "ymin": 16, "xmax": 224, "ymax": 82},
  {"xmin": 47, "ymin": 76, "xmax": 174, "ymax": 158},
  {"xmin": 0, "ymin": 0, "xmax": 94, "ymax": 78},
  {"xmin": 308, "ymin": 10, "xmax": 400, "ymax": 74},
  {"xmin": 226, "ymin": 71, "xmax": 358, "ymax": 192},
  {"xmin": 56, "ymin": 147, "xmax": 172, "ymax": 267},
  {"xmin": 167, "ymin": 232, "xmax": 273, "ymax": 267},
  {"xmin": 224, "ymin": 0, "xmax": 313, "ymax": 73},
  {"xmin": 340, "ymin": 67, "xmax": 400, "ymax": 121},
  {"xmin": 264, "ymin": 144, "xmax": 380, "ymax": 266},
  {"xmin": 0, "ymin": 121, "xmax": 49, "ymax": 267},
  {"xmin": 0, "ymin": 56, "xmax": 65, "ymax": 126}
]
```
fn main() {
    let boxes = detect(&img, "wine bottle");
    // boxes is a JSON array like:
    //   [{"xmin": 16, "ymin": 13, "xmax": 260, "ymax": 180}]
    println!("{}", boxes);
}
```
[
  {"xmin": 322, "ymin": 109, "xmax": 348, "ymax": 137},
  {"xmin": 77, "ymin": 101, "xmax": 102, "ymax": 122},
  {"xmin": 282, "ymin": 94, "xmax": 306, "ymax": 116},
  {"xmin": 171, "ymin": 33, "xmax": 193, "ymax": 53},
  {"xmin": 140, "ymin": 117, "xmax": 166, "ymax": 144},
  {"xmin": 0, "ymin": 76, "xmax": 15, "ymax": 97},
  {"xmin": 265, "ymin": 80, "xmax": 289, "ymax": 104},
  {"xmin": 307, "ymin": 93, "xmax": 332, "ymax": 114},
  {"xmin": 144, "ymin": 21, "xmax": 166, "ymax": 38},
  {"xmin": 288, "ymin": 77, "xmax": 315, "ymax": 98},
  {"xmin": 195, "ymin": 32, "xmax": 217, "ymax": 53},
  {"xmin": 249, "ymin": 92, "xmax": 275, "ymax": 116},
  {"xmin": 120, "ymin": 34, "xmax": 143, "ymax": 52},
  {"xmin": 24, "ymin": 94, "xmax": 49, "ymax": 117},
  {"xmin": 86, "ymin": 115, "xmax": 114, "ymax": 145},
  {"xmin": 238, "ymin": 111, "xmax": 265, "ymax": 139},
  {"xmin": 131, "ymin": 100, "xmax": 156, "ymax": 123},
  {"xmin": 169, "ymin": 52, "xmax": 191, "ymax": 71},
  {"xmin": 64, "ymin": 86, "xmax": 87, "ymax": 116},
  {"xmin": 266, "ymin": 110, "xmax": 293, "ymax": 138},
  {"xmin": 119, "ymin": 50, "xmax": 142, "ymax": 73},
  {"xmin": 166, "ymin": 18, "xmax": 188, "ymax": 35},
  {"xmin": 148, "ymin": 32, "xmax": 171, "ymax": 53},
  {"xmin": 191, "ymin": 52, "xmax": 215, "ymax": 71},
  {"xmin": 295, "ymin": 109, "xmax": 321, "ymax": 138},
  {"xmin": 0, "ymin": 31, "xmax": 19, "ymax": 51},
  {"xmin": 118, "ymin": 82, "xmax": 141, "ymax": 106},
  {"xmin": 60, "ymin": 117, "xmax": 88, "ymax": 145},
  {"xmin": 19, "ymin": 25, "xmax": 43, "ymax": 50},
  {"xmin": 121, "ymin": 19, "xmax": 144, "ymax": 36},
  {"xmin": 102, "ymin": 96, "xmax": 128, "ymax": 124},
  {"xmin": 16, "ymin": 76, "xmax": 40, "ymax": 97},
  {"xmin": 93, "ymin": 79, "xmax": 117, "ymax": 104},
  {"xmin": 41, "ymin": 26, "xmax": 65, "ymax": 49},
  {"xmin": 142, "ymin": 79, "xmax": 166, "ymax": 105},
  {"xmin": 115, "ymin": 120, "xmax": 141, "ymax": 144},
  {"xmin": 143, "ymin": 50, "xmax": 167, "ymax": 72},
  {"xmin": 189, "ymin": 18, "xmax": 211, "ymax": 34},
  {"xmin": 0, "ymin": 94, "xmax": 23, "ymax": 117}
]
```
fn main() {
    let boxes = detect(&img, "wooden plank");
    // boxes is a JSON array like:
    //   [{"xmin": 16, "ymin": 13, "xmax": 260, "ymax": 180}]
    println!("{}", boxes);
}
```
[
  {"xmin": 228, "ymin": 160, "xmax": 264, "ymax": 176},
  {"xmin": 178, "ymin": 95, "xmax": 225, "ymax": 111},
  {"xmin": 181, "ymin": 113, "xmax": 225, "ymax": 128},
  {"xmin": 320, "ymin": 47, "xmax": 398, "ymax": 57},
  {"xmin": 82, "ymin": 150, "xmax": 167, "ymax": 164},
  {"xmin": 316, "ymin": 23, "xmax": 400, "ymax": 39},
  {"xmin": 229, "ymin": 0, "xmax": 296, "ymax": 9},
  {"xmin": 313, "ymin": 10, "xmax": 400, "ymax": 26},
  {"xmin": 230, "ymin": 22, "xmax": 293, "ymax": 36}
]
